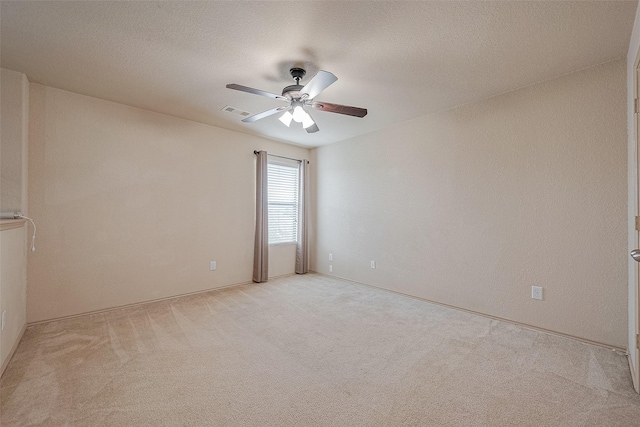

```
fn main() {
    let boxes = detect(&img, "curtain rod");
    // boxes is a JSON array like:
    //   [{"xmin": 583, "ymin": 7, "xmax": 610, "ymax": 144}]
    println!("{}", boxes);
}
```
[{"xmin": 253, "ymin": 150, "xmax": 308, "ymax": 164}]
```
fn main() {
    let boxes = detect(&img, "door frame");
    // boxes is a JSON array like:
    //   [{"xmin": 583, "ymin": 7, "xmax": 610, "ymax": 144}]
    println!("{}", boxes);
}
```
[{"xmin": 630, "ymin": 51, "xmax": 640, "ymax": 394}]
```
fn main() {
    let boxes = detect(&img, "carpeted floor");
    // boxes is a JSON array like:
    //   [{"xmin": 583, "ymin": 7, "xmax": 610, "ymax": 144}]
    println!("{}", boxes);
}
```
[{"xmin": 1, "ymin": 273, "xmax": 639, "ymax": 426}]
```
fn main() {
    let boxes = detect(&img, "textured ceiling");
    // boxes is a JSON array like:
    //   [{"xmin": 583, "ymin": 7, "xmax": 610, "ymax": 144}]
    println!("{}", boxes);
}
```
[{"xmin": 1, "ymin": 1, "xmax": 637, "ymax": 147}]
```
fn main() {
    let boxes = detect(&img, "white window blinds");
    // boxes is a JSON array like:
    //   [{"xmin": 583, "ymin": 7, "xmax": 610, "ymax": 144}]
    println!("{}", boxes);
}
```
[{"xmin": 268, "ymin": 160, "xmax": 299, "ymax": 244}]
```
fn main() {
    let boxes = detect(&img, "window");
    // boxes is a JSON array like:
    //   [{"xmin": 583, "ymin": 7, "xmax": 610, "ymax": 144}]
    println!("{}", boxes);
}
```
[{"xmin": 268, "ymin": 160, "xmax": 299, "ymax": 244}]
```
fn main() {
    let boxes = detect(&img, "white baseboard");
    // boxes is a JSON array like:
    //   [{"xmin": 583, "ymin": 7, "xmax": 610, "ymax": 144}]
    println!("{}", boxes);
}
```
[
  {"xmin": 28, "ymin": 279, "xmax": 258, "ymax": 326},
  {"xmin": 28, "ymin": 273, "xmax": 301, "ymax": 327},
  {"xmin": 311, "ymin": 271, "xmax": 627, "ymax": 354}
]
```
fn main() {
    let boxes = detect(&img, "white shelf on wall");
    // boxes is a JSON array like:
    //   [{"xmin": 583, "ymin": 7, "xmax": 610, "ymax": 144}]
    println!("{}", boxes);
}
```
[{"xmin": 0, "ymin": 219, "xmax": 26, "ymax": 231}]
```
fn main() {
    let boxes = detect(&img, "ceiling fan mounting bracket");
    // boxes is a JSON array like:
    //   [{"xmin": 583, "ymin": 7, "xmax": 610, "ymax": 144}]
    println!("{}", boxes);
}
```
[{"xmin": 289, "ymin": 67, "xmax": 306, "ymax": 84}]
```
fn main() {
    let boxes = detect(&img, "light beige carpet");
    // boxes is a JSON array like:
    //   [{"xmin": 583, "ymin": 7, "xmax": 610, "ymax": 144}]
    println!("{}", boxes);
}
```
[{"xmin": 1, "ymin": 273, "xmax": 639, "ymax": 426}]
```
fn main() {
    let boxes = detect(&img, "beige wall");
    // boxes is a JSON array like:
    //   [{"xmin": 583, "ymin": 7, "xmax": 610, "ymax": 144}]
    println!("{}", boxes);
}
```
[
  {"xmin": 28, "ymin": 84, "xmax": 309, "ymax": 322},
  {"xmin": 312, "ymin": 59, "xmax": 627, "ymax": 348},
  {"xmin": 1, "ymin": 68, "xmax": 29, "ymax": 213}
]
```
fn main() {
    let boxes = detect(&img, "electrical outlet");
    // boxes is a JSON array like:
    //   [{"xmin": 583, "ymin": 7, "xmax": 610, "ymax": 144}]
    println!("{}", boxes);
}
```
[
  {"xmin": 1, "ymin": 310, "xmax": 6, "ymax": 331},
  {"xmin": 329, "ymin": 265, "xmax": 333, "ymax": 273},
  {"xmin": 531, "ymin": 286, "xmax": 543, "ymax": 300},
  {"xmin": 371, "ymin": 260, "xmax": 376, "ymax": 269},
  {"xmin": 329, "ymin": 253, "xmax": 333, "ymax": 261},
  {"xmin": 209, "ymin": 261, "xmax": 217, "ymax": 271}
]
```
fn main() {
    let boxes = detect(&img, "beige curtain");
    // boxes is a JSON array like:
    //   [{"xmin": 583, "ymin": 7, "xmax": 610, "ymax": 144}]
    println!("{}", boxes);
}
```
[
  {"xmin": 296, "ymin": 160, "xmax": 309, "ymax": 274},
  {"xmin": 253, "ymin": 151, "xmax": 268, "ymax": 282}
]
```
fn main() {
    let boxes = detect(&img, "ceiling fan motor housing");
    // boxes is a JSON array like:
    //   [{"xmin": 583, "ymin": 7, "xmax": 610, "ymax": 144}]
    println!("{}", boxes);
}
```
[
  {"xmin": 282, "ymin": 84, "xmax": 303, "ymax": 98},
  {"xmin": 282, "ymin": 68, "xmax": 307, "ymax": 99}
]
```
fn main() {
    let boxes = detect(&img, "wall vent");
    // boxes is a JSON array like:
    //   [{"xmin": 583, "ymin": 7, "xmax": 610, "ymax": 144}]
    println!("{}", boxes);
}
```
[{"xmin": 222, "ymin": 105, "xmax": 251, "ymax": 117}]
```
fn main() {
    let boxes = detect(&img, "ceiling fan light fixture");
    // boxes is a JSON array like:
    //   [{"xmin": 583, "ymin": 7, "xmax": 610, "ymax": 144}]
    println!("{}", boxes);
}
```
[
  {"xmin": 292, "ymin": 105, "xmax": 307, "ymax": 123},
  {"xmin": 279, "ymin": 110, "xmax": 293, "ymax": 127},
  {"xmin": 302, "ymin": 114, "xmax": 315, "ymax": 129}
]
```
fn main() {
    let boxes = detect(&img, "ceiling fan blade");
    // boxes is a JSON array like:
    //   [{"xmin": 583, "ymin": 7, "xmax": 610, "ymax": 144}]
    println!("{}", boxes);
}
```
[
  {"xmin": 226, "ymin": 84, "xmax": 287, "ymax": 101},
  {"xmin": 300, "ymin": 71, "xmax": 337, "ymax": 100},
  {"xmin": 309, "ymin": 101, "xmax": 367, "ymax": 118},
  {"xmin": 242, "ymin": 106, "xmax": 287, "ymax": 123}
]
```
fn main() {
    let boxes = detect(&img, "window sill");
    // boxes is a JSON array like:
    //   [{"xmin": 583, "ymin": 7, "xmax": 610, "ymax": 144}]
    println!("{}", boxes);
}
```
[{"xmin": 269, "ymin": 242, "xmax": 297, "ymax": 247}]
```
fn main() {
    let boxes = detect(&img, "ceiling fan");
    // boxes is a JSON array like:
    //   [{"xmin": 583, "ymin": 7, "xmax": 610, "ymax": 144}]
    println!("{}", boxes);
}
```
[{"xmin": 226, "ymin": 68, "xmax": 367, "ymax": 133}]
